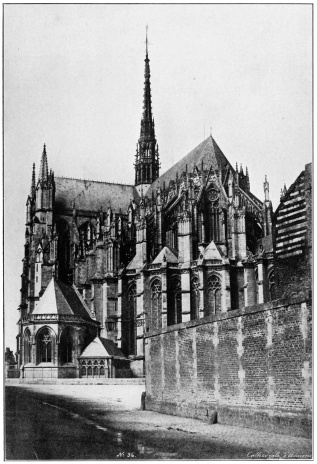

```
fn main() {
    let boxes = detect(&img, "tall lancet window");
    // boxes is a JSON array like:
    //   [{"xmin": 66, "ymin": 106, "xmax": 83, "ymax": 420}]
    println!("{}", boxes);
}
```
[
  {"xmin": 168, "ymin": 276, "xmax": 182, "ymax": 326},
  {"xmin": 128, "ymin": 284, "xmax": 137, "ymax": 356},
  {"xmin": 37, "ymin": 328, "xmax": 53, "ymax": 364},
  {"xmin": 191, "ymin": 277, "xmax": 200, "ymax": 320},
  {"xmin": 151, "ymin": 279, "xmax": 162, "ymax": 331},
  {"xmin": 206, "ymin": 185, "xmax": 221, "ymax": 242},
  {"xmin": 60, "ymin": 327, "xmax": 73, "ymax": 364},
  {"xmin": 23, "ymin": 328, "xmax": 32, "ymax": 365},
  {"xmin": 206, "ymin": 275, "xmax": 221, "ymax": 316}
]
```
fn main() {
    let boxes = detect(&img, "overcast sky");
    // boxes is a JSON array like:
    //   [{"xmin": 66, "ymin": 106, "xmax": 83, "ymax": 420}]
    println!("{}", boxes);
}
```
[{"xmin": 4, "ymin": 4, "xmax": 312, "ymax": 350}]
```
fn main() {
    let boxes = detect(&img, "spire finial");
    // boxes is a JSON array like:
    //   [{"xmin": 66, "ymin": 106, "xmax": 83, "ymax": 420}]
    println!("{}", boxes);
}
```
[
  {"xmin": 146, "ymin": 25, "xmax": 148, "ymax": 56},
  {"xmin": 31, "ymin": 163, "xmax": 36, "ymax": 197},
  {"xmin": 39, "ymin": 143, "xmax": 49, "ymax": 182}
]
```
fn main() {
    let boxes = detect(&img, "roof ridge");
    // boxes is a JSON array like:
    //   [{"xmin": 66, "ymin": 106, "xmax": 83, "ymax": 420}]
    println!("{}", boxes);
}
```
[{"xmin": 55, "ymin": 175, "xmax": 135, "ymax": 187}]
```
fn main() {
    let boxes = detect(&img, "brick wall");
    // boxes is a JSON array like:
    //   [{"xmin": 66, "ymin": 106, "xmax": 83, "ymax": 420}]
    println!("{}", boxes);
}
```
[{"xmin": 145, "ymin": 294, "xmax": 312, "ymax": 438}]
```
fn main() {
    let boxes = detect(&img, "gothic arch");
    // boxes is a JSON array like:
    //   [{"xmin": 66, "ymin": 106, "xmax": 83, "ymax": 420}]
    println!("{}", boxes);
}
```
[
  {"xmin": 206, "ymin": 274, "xmax": 221, "ymax": 316},
  {"xmin": 150, "ymin": 278, "xmax": 162, "ymax": 331},
  {"xmin": 190, "ymin": 276, "xmax": 200, "ymax": 320},
  {"xmin": 23, "ymin": 328, "xmax": 32, "ymax": 365},
  {"xmin": 59, "ymin": 326, "xmax": 75, "ymax": 365},
  {"xmin": 205, "ymin": 185, "xmax": 221, "ymax": 243},
  {"xmin": 78, "ymin": 221, "xmax": 96, "ymax": 249},
  {"xmin": 36, "ymin": 326, "xmax": 56, "ymax": 365},
  {"xmin": 128, "ymin": 283, "xmax": 137, "ymax": 355},
  {"xmin": 168, "ymin": 276, "xmax": 182, "ymax": 326}
]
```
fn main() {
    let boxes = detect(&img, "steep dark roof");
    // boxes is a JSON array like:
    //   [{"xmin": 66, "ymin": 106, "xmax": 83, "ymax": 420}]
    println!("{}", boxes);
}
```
[
  {"xmin": 32, "ymin": 278, "xmax": 94, "ymax": 321},
  {"xmin": 57, "ymin": 279, "xmax": 93, "ymax": 319},
  {"xmin": 55, "ymin": 177, "xmax": 139, "ymax": 213},
  {"xmin": 147, "ymin": 136, "xmax": 234, "ymax": 195},
  {"xmin": 99, "ymin": 337, "xmax": 126, "ymax": 358}
]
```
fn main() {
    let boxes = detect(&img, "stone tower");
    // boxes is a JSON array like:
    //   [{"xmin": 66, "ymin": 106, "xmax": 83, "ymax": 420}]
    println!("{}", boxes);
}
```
[{"xmin": 134, "ymin": 29, "xmax": 160, "ymax": 195}]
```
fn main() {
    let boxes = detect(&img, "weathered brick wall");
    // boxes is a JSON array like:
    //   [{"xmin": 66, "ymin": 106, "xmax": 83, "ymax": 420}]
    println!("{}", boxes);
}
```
[{"xmin": 145, "ymin": 295, "xmax": 312, "ymax": 438}]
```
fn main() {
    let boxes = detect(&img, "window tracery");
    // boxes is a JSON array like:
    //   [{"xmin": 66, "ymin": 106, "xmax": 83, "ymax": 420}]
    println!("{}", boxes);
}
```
[
  {"xmin": 37, "ymin": 328, "xmax": 53, "ymax": 363},
  {"xmin": 128, "ymin": 284, "xmax": 137, "ymax": 355},
  {"xmin": 206, "ymin": 274, "xmax": 221, "ymax": 316},
  {"xmin": 151, "ymin": 279, "xmax": 162, "ymax": 331}
]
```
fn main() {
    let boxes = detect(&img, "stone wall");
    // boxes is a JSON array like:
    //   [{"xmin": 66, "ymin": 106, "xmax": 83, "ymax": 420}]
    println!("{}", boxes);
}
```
[{"xmin": 145, "ymin": 294, "xmax": 312, "ymax": 438}]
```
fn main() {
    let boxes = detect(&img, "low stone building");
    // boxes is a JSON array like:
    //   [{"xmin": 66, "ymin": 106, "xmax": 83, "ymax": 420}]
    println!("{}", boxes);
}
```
[{"xmin": 79, "ymin": 336, "xmax": 131, "ymax": 379}]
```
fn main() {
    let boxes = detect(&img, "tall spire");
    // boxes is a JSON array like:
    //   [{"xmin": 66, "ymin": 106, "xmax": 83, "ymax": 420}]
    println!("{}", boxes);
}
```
[
  {"xmin": 140, "ymin": 26, "xmax": 154, "ymax": 142},
  {"xmin": 30, "ymin": 163, "xmax": 36, "ymax": 197},
  {"xmin": 39, "ymin": 144, "xmax": 48, "ymax": 183},
  {"xmin": 135, "ymin": 27, "xmax": 160, "ymax": 190}
]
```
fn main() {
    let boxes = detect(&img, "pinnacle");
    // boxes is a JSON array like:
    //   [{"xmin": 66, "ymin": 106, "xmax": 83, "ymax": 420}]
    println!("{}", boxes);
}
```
[
  {"xmin": 39, "ymin": 143, "xmax": 49, "ymax": 182},
  {"xmin": 30, "ymin": 163, "xmax": 36, "ymax": 197}
]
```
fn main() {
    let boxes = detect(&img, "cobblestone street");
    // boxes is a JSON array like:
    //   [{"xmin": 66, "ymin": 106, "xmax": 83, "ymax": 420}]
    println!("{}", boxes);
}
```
[{"xmin": 5, "ymin": 383, "xmax": 312, "ymax": 460}]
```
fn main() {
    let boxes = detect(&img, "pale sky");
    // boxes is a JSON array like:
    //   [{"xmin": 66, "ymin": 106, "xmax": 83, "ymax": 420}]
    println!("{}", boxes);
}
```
[{"xmin": 4, "ymin": 4, "xmax": 312, "ymax": 350}]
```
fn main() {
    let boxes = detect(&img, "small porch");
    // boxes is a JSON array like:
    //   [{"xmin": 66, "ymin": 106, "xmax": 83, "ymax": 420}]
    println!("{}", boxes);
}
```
[{"xmin": 79, "ymin": 336, "xmax": 132, "ymax": 379}]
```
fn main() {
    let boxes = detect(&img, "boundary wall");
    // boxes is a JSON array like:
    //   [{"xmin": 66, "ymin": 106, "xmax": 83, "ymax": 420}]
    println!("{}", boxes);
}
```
[{"xmin": 145, "ymin": 295, "xmax": 312, "ymax": 438}]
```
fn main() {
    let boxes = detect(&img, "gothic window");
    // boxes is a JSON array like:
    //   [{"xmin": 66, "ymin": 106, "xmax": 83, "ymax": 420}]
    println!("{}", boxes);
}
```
[
  {"xmin": 206, "ymin": 275, "xmax": 221, "ymax": 316},
  {"xmin": 190, "ymin": 277, "xmax": 200, "ymax": 320},
  {"xmin": 37, "ymin": 328, "xmax": 53, "ymax": 364},
  {"xmin": 87, "ymin": 360, "xmax": 92, "ymax": 377},
  {"xmin": 151, "ymin": 279, "xmax": 162, "ymax": 331},
  {"xmin": 206, "ymin": 185, "xmax": 221, "ymax": 242},
  {"xmin": 79, "ymin": 221, "xmax": 96, "ymax": 251},
  {"xmin": 60, "ymin": 327, "xmax": 73, "ymax": 364},
  {"xmin": 80, "ymin": 360, "xmax": 87, "ymax": 377},
  {"xmin": 23, "ymin": 328, "xmax": 32, "ymax": 365},
  {"xmin": 168, "ymin": 277, "xmax": 182, "ymax": 326},
  {"xmin": 128, "ymin": 284, "xmax": 137, "ymax": 356},
  {"xmin": 165, "ymin": 210, "xmax": 178, "ymax": 252}
]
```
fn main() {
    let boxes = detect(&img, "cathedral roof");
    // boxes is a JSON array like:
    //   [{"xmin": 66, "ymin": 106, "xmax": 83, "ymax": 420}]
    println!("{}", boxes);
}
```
[
  {"xmin": 79, "ymin": 336, "xmax": 126, "ymax": 359},
  {"xmin": 54, "ymin": 177, "xmax": 139, "ymax": 213},
  {"xmin": 202, "ymin": 241, "xmax": 223, "ymax": 261},
  {"xmin": 32, "ymin": 278, "xmax": 94, "ymax": 320},
  {"xmin": 147, "ymin": 136, "xmax": 234, "ymax": 195},
  {"xmin": 153, "ymin": 246, "xmax": 178, "ymax": 264}
]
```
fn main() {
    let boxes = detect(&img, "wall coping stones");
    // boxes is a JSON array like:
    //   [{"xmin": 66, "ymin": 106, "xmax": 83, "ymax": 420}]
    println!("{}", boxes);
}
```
[{"xmin": 145, "ymin": 293, "xmax": 312, "ymax": 338}]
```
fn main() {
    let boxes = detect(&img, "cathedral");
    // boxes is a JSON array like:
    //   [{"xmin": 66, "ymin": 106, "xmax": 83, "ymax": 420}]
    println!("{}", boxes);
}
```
[{"xmin": 17, "ymin": 35, "xmax": 276, "ymax": 379}]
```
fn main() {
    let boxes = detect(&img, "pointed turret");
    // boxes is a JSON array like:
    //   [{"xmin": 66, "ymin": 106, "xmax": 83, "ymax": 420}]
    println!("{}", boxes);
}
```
[
  {"xmin": 246, "ymin": 166, "xmax": 250, "ymax": 190},
  {"xmin": 263, "ymin": 175, "xmax": 273, "ymax": 236},
  {"xmin": 264, "ymin": 175, "xmax": 270, "ymax": 202},
  {"xmin": 30, "ymin": 163, "xmax": 36, "ymax": 198},
  {"xmin": 35, "ymin": 144, "xmax": 55, "ymax": 213},
  {"xmin": 135, "ymin": 27, "xmax": 160, "ymax": 194},
  {"xmin": 38, "ymin": 144, "xmax": 48, "ymax": 184}
]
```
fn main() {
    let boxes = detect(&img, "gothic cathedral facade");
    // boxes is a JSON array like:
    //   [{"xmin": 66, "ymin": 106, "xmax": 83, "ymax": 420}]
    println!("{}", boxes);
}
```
[{"xmin": 17, "ymin": 37, "xmax": 275, "ymax": 378}]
